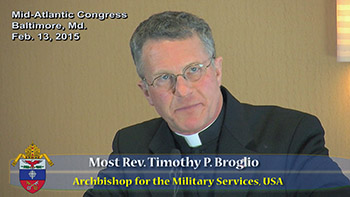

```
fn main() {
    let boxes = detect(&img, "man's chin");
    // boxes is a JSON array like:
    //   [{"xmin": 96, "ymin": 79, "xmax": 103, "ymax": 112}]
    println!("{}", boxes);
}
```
[{"xmin": 172, "ymin": 120, "xmax": 206, "ymax": 135}]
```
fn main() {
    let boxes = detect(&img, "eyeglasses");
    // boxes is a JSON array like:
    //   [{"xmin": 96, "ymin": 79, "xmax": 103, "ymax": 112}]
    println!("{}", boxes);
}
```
[{"xmin": 143, "ymin": 56, "xmax": 214, "ymax": 91}]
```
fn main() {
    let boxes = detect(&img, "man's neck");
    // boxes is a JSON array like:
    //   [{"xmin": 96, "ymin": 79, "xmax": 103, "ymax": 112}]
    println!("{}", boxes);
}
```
[{"xmin": 173, "ymin": 118, "xmax": 217, "ymax": 147}]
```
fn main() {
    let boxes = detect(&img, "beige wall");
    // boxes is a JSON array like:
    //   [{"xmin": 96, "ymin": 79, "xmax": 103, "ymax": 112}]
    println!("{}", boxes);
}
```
[{"xmin": 1, "ymin": 0, "xmax": 349, "ymax": 196}]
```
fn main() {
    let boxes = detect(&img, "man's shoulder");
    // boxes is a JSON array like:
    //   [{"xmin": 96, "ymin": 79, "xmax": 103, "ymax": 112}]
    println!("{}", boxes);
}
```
[
  {"xmin": 241, "ymin": 103, "xmax": 318, "ymax": 125},
  {"xmin": 112, "ymin": 118, "xmax": 164, "ymax": 153},
  {"xmin": 238, "ymin": 103, "xmax": 326, "ymax": 154},
  {"xmin": 222, "ymin": 86, "xmax": 318, "ymax": 127},
  {"xmin": 240, "ymin": 103, "xmax": 323, "ymax": 137}
]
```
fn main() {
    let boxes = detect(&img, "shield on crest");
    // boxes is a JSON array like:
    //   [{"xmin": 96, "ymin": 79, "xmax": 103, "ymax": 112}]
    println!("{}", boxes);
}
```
[{"xmin": 19, "ymin": 159, "xmax": 46, "ymax": 193}]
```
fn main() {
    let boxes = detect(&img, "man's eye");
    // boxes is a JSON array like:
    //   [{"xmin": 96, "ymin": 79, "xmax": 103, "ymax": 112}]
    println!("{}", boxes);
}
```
[
  {"xmin": 159, "ymin": 74, "xmax": 171, "ymax": 81},
  {"xmin": 189, "ymin": 66, "xmax": 200, "ymax": 73}
]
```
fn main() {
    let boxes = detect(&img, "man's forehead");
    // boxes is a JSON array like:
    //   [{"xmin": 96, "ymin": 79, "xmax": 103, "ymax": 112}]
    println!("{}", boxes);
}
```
[
  {"xmin": 141, "ymin": 37, "xmax": 208, "ymax": 76},
  {"xmin": 141, "ymin": 36, "xmax": 207, "ymax": 63}
]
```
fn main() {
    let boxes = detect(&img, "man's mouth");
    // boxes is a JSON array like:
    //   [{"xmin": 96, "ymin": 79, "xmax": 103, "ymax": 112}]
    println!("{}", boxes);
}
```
[{"xmin": 175, "ymin": 103, "xmax": 202, "ymax": 112}]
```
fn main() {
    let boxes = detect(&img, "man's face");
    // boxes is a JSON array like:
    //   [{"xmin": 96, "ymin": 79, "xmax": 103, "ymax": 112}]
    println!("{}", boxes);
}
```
[{"xmin": 138, "ymin": 35, "xmax": 223, "ymax": 135}]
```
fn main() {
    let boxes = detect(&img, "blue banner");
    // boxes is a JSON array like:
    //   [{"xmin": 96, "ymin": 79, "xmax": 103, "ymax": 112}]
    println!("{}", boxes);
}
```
[
  {"xmin": 20, "ymin": 169, "xmax": 46, "ymax": 180},
  {"xmin": 10, "ymin": 154, "xmax": 350, "ymax": 191}
]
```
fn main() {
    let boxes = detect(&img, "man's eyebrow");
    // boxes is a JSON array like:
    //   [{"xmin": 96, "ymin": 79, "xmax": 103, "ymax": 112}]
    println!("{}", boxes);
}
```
[
  {"xmin": 151, "ymin": 70, "xmax": 172, "ymax": 77},
  {"xmin": 150, "ymin": 60, "xmax": 202, "ymax": 77}
]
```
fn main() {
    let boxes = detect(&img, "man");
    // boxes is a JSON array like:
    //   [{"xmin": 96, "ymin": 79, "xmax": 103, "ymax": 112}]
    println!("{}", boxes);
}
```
[{"xmin": 85, "ymin": 11, "xmax": 349, "ymax": 196}]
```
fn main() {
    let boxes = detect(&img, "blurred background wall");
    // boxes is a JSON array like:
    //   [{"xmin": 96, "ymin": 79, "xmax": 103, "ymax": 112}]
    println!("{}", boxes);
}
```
[{"xmin": 1, "ymin": 0, "xmax": 349, "ymax": 196}]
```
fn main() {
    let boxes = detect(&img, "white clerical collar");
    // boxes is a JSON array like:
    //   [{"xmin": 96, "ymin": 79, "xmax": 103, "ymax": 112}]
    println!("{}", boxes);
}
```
[{"xmin": 174, "ymin": 118, "xmax": 216, "ymax": 148}]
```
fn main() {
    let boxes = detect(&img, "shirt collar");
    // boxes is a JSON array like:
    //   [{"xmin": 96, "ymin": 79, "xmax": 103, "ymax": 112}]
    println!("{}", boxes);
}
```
[{"xmin": 173, "ymin": 103, "xmax": 225, "ymax": 148}]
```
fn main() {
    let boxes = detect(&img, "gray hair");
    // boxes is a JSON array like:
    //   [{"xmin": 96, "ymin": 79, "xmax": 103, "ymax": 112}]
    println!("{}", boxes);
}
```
[{"xmin": 130, "ymin": 11, "xmax": 216, "ymax": 78}]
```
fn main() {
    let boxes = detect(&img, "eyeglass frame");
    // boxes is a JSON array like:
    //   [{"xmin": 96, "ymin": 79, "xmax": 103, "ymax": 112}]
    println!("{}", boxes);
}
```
[{"xmin": 142, "ymin": 55, "xmax": 216, "ymax": 91}]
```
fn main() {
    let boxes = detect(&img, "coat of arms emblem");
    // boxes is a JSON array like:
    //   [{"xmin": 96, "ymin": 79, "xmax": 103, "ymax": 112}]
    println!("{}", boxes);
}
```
[{"xmin": 11, "ymin": 142, "xmax": 54, "ymax": 194}]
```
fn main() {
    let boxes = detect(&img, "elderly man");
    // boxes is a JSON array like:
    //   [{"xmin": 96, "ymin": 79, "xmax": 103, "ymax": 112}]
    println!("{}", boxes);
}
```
[
  {"xmin": 116, "ymin": 11, "xmax": 327, "ymax": 155},
  {"xmin": 85, "ymin": 11, "xmax": 349, "ymax": 196}
]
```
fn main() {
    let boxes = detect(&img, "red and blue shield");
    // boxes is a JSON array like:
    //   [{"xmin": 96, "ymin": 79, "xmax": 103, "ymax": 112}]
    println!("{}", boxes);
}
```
[{"xmin": 19, "ymin": 159, "xmax": 46, "ymax": 193}]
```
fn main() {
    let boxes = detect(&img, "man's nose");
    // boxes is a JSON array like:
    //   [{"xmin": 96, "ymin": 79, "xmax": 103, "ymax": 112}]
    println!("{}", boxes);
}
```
[{"xmin": 173, "ymin": 75, "xmax": 192, "ymax": 97}]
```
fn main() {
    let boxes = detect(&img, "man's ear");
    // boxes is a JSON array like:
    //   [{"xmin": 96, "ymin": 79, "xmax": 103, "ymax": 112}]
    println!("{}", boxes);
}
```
[
  {"xmin": 213, "ymin": 56, "xmax": 223, "ymax": 85},
  {"xmin": 138, "ymin": 81, "xmax": 154, "ymax": 106}
]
